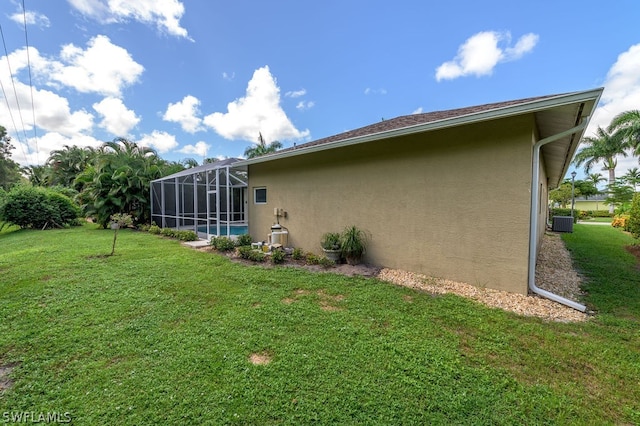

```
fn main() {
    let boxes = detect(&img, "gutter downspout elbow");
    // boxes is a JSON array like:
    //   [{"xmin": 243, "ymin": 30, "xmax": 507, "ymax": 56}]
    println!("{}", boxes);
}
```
[{"xmin": 529, "ymin": 122, "xmax": 588, "ymax": 312}]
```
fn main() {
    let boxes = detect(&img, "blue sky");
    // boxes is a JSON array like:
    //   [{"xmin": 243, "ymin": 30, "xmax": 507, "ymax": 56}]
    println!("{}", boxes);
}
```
[{"xmin": 1, "ymin": 0, "xmax": 639, "ymax": 180}]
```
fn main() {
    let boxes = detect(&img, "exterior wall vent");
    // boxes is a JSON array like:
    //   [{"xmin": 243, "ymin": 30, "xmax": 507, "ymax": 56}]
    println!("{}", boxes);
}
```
[{"xmin": 552, "ymin": 216, "xmax": 574, "ymax": 233}]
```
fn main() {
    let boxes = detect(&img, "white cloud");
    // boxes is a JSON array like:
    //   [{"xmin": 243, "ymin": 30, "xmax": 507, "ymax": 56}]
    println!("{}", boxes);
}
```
[
  {"xmin": 203, "ymin": 66, "xmax": 310, "ymax": 142},
  {"xmin": 588, "ymin": 43, "xmax": 640, "ymax": 135},
  {"xmin": 93, "ymin": 97, "xmax": 140, "ymax": 136},
  {"xmin": 296, "ymin": 101, "xmax": 315, "ymax": 111},
  {"xmin": 364, "ymin": 88, "xmax": 387, "ymax": 95},
  {"xmin": 67, "ymin": 0, "xmax": 191, "ymax": 39},
  {"xmin": 222, "ymin": 72, "xmax": 235, "ymax": 81},
  {"xmin": 162, "ymin": 95, "xmax": 203, "ymax": 133},
  {"xmin": 579, "ymin": 43, "xmax": 640, "ymax": 178},
  {"xmin": 138, "ymin": 130, "xmax": 178, "ymax": 153},
  {"xmin": 285, "ymin": 89, "xmax": 306, "ymax": 98},
  {"xmin": 46, "ymin": 35, "xmax": 144, "ymax": 97},
  {"xmin": 0, "ymin": 49, "xmax": 95, "ymax": 138},
  {"xmin": 435, "ymin": 31, "xmax": 539, "ymax": 81},
  {"xmin": 178, "ymin": 141, "xmax": 210, "ymax": 158},
  {"xmin": 10, "ymin": 9, "xmax": 50, "ymax": 28},
  {"xmin": 412, "ymin": 107, "xmax": 423, "ymax": 115},
  {"xmin": 11, "ymin": 132, "xmax": 102, "ymax": 166}
]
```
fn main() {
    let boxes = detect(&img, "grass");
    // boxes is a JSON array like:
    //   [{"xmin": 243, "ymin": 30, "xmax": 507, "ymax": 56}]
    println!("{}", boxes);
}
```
[{"xmin": 0, "ymin": 223, "xmax": 638, "ymax": 424}]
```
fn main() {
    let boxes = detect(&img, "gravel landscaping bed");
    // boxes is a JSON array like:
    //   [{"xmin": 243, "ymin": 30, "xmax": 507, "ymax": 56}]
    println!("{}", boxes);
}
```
[{"xmin": 378, "ymin": 232, "xmax": 588, "ymax": 322}]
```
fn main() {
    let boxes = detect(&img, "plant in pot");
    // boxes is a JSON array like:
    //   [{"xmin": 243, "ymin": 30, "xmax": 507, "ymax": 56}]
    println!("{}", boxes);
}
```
[
  {"xmin": 321, "ymin": 232, "xmax": 342, "ymax": 262},
  {"xmin": 340, "ymin": 225, "xmax": 367, "ymax": 265}
]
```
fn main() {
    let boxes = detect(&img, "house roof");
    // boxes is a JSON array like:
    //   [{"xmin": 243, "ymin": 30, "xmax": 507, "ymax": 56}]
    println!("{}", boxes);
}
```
[
  {"xmin": 238, "ymin": 88, "xmax": 603, "ymax": 187},
  {"xmin": 153, "ymin": 157, "xmax": 245, "ymax": 181}
]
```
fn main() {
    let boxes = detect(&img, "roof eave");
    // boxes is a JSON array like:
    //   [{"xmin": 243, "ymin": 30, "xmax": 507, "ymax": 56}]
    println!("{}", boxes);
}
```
[{"xmin": 237, "ymin": 88, "xmax": 604, "ymax": 167}]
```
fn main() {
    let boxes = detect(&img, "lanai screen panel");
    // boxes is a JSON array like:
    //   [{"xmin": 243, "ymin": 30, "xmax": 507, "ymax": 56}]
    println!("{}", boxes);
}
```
[{"xmin": 150, "ymin": 158, "xmax": 247, "ymax": 238}]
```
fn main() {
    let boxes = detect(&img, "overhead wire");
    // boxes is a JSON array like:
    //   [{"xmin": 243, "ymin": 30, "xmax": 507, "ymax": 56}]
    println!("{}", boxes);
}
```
[
  {"xmin": 0, "ymin": 23, "xmax": 32, "ymax": 164},
  {"xmin": 22, "ymin": 0, "xmax": 39, "ymax": 163}
]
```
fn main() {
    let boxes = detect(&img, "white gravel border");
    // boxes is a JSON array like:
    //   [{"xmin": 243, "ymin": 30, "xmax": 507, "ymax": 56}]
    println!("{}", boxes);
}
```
[{"xmin": 378, "ymin": 233, "xmax": 588, "ymax": 322}]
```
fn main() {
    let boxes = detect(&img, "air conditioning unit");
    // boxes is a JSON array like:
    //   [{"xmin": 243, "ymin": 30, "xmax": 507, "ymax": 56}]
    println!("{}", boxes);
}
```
[{"xmin": 552, "ymin": 216, "xmax": 574, "ymax": 233}]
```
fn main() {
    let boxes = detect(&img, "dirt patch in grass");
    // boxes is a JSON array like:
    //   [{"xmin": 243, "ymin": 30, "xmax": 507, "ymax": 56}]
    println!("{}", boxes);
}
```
[
  {"xmin": 249, "ymin": 352, "xmax": 272, "ymax": 365},
  {"xmin": 0, "ymin": 362, "xmax": 19, "ymax": 391},
  {"xmin": 624, "ymin": 244, "xmax": 640, "ymax": 265},
  {"xmin": 283, "ymin": 289, "xmax": 346, "ymax": 311}
]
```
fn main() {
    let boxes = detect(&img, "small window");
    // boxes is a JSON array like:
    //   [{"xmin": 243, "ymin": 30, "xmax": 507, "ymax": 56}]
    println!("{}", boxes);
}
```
[{"xmin": 254, "ymin": 187, "xmax": 267, "ymax": 204}]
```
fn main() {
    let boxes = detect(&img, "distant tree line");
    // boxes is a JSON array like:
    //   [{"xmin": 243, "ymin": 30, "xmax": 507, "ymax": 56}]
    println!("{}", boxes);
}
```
[{"xmin": 0, "ymin": 127, "xmax": 284, "ymax": 230}]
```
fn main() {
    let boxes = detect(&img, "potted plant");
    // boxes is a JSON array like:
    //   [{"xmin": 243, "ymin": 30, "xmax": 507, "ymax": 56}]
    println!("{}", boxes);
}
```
[
  {"xmin": 340, "ymin": 225, "xmax": 367, "ymax": 265},
  {"xmin": 320, "ymin": 232, "xmax": 342, "ymax": 262}
]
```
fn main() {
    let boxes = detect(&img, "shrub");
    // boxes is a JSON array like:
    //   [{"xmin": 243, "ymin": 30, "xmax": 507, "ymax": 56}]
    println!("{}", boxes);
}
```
[
  {"xmin": 627, "ymin": 193, "xmax": 640, "ymax": 238},
  {"xmin": 175, "ymin": 230, "xmax": 198, "ymax": 241},
  {"xmin": 612, "ymin": 214, "xmax": 630, "ymax": 230},
  {"xmin": 271, "ymin": 248, "xmax": 286, "ymax": 264},
  {"xmin": 160, "ymin": 228, "xmax": 174, "ymax": 237},
  {"xmin": 292, "ymin": 247, "xmax": 304, "ymax": 260},
  {"xmin": 237, "ymin": 246, "xmax": 266, "ymax": 262},
  {"xmin": 305, "ymin": 252, "xmax": 322, "ymax": 265},
  {"xmin": 236, "ymin": 234, "xmax": 253, "ymax": 247},
  {"xmin": 0, "ymin": 186, "xmax": 80, "ymax": 229},
  {"xmin": 148, "ymin": 224, "xmax": 161, "ymax": 234},
  {"xmin": 211, "ymin": 236, "xmax": 236, "ymax": 251},
  {"xmin": 318, "ymin": 256, "xmax": 335, "ymax": 268},
  {"xmin": 237, "ymin": 245, "xmax": 253, "ymax": 259}
]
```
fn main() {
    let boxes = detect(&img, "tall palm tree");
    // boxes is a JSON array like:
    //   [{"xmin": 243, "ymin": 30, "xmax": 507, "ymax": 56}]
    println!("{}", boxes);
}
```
[
  {"xmin": 610, "ymin": 110, "xmax": 640, "ymax": 155},
  {"xmin": 573, "ymin": 126, "xmax": 628, "ymax": 213},
  {"xmin": 243, "ymin": 132, "xmax": 283, "ymax": 159},
  {"xmin": 587, "ymin": 172, "xmax": 606, "ymax": 210}
]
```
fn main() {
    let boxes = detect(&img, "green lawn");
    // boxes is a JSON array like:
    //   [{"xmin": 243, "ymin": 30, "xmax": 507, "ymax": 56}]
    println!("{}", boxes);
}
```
[{"xmin": 0, "ymin": 224, "xmax": 638, "ymax": 424}]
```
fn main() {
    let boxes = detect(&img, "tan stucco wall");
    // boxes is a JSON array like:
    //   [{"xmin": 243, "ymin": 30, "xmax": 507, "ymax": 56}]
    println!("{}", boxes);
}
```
[{"xmin": 249, "ymin": 115, "xmax": 535, "ymax": 294}]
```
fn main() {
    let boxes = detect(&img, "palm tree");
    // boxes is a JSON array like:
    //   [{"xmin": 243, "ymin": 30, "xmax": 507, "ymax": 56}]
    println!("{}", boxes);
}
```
[
  {"xmin": 76, "ymin": 138, "xmax": 164, "ymax": 227},
  {"xmin": 573, "ymin": 126, "xmax": 628, "ymax": 213},
  {"xmin": 47, "ymin": 145, "xmax": 97, "ymax": 188},
  {"xmin": 243, "ymin": 132, "xmax": 283, "ymax": 159},
  {"xmin": 587, "ymin": 172, "xmax": 606, "ymax": 210},
  {"xmin": 22, "ymin": 164, "xmax": 52, "ymax": 186},
  {"xmin": 622, "ymin": 167, "xmax": 640, "ymax": 192},
  {"xmin": 610, "ymin": 110, "xmax": 640, "ymax": 155}
]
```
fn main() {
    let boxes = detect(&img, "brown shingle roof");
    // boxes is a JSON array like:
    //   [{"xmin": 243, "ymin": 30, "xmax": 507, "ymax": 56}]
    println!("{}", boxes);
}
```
[{"xmin": 280, "ymin": 93, "xmax": 563, "ymax": 154}]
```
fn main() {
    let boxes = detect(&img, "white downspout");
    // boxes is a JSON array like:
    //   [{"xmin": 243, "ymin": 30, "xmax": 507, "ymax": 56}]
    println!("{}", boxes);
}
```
[{"xmin": 529, "ymin": 121, "xmax": 588, "ymax": 312}]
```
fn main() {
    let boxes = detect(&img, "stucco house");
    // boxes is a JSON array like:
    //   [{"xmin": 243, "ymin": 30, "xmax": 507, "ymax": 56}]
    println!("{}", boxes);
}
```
[
  {"xmin": 151, "ymin": 88, "xmax": 602, "ymax": 311},
  {"xmin": 241, "ymin": 88, "xmax": 602, "ymax": 311}
]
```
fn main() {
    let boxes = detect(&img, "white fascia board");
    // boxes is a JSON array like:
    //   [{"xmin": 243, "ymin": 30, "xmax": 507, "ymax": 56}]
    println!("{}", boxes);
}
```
[{"xmin": 237, "ymin": 88, "xmax": 604, "ymax": 167}]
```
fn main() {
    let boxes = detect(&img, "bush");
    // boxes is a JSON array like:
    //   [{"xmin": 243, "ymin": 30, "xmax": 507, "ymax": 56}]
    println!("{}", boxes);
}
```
[
  {"xmin": 175, "ymin": 230, "xmax": 198, "ymax": 241},
  {"xmin": 271, "ymin": 248, "xmax": 286, "ymax": 264},
  {"xmin": 236, "ymin": 234, "xmax": 253, "ymax": 247},
  {"xmin": 612, "ymin": 214, "xmax": 630, "ymax": 230},
  {"xmin": 237, "ymin": 246, "xmax": 266, "ymax": 262},
  {"xmin": 148, "ymin": 224, "xmax": 161, "ymax": 234},
  {"xmin": 0, "ymin": 186, "xmax": 80, "ymax": 229},
  {"xmin": 292, "ymin": 247, "xmax": 304, "ymax": 260},
  {"xmin": 627, "ymin": 193, "xmax": 640, "ymax": 238},
  {"xmin": 305, "ymin": 252, "xmax": 322, "ymax": 265},
  {"xmin": 211, "ymin": 236, "xmax": 236, "ymax": 251},
  {"xmin": 160, "ymin": 228, "xmax": 174, "ymax": 237}
]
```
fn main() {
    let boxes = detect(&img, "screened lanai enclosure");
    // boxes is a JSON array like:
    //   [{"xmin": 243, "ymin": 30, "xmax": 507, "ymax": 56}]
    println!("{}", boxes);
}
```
[{"xmin": 151, "ymin": 158, "xmax": 248, "ymax": 239}]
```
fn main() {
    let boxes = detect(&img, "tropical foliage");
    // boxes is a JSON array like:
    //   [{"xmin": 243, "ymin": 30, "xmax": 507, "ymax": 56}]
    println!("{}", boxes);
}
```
[
  {"xmin": 0, "ymin": 126, "xmax": 22, "ymax": 190},
  {"xmin": 244, "ymin": 132, "xmax": 283, "ymax": 158},
  {"xmin": 75, "ymin": 138, "xmax": 170, "ymax": 228}
]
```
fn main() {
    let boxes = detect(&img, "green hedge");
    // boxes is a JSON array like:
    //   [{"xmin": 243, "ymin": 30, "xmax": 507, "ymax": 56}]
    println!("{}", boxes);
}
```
[{"xmin": 0, "ymin": 186, "xmax": 80, "ymax": 229}]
